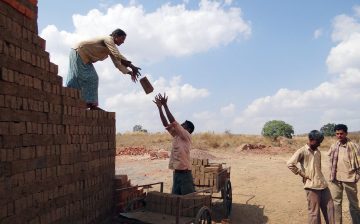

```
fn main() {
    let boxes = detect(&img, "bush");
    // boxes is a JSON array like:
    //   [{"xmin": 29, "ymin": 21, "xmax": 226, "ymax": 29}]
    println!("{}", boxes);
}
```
[
  {"xmin": 132, "ymin": 125, "xmax": 147, "ymax": 133},
  {"xmin": 261, "ymin": 120, "xmax": 294, "ymax": 139},
  {"xmin": 320, "ymin": 123, "xmax": 336, "ymax": 136}
]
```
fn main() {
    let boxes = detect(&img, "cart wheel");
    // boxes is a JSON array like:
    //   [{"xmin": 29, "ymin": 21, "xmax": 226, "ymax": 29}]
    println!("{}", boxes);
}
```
[
  {"xmin": 222, "ymin": 179, "xmax": 232, "ymax": 217},
  {"xmin": 194, "ymin": 206, "xmax": 212, "ymax": 224}
]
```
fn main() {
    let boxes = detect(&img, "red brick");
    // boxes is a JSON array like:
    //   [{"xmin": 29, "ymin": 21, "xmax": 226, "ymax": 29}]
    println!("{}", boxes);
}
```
[
  {"xmin": 4, "ymin": 95, "xmax": 16, "ymax": 108},
  {"xmin": 0, "ymin": 122, "xmax": 9, "ymax": 135},
  {"xmin": 9, "ymin": 122, "xmax": 26, "ymax": 135},
  {"xmin": 20, "ymin": 147, "xmax": 35, "ymax": 160},
  {"xmin": 0, "ymin": 205, "xmax": 6, "ymax": 219},
  {"xmin": 24, "ymin": 170, "xmax": 35, "ymax": 183},
  {"xmin": 2, "ymin": 135, "xmax": 21, "ymax": 148},
  {"xmin": 0, "ymin": 39, "xmax": 3, "ymax": 54},
  {"xmin": 0, "ymin": 95, "xmax": 4, "ymax": 107},
  {"xmin": 11, "ymin": 160, "xmax": 27, "ymax": 174},
  {"xmin": 7, "ymin": 202, "xmax": 14, "ymax": 216}
]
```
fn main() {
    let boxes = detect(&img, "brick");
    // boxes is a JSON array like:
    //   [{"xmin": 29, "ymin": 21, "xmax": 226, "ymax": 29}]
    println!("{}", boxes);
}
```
[
  {"xmin": 20, "ymin": 147, "xmax": 35, "ymax": 160},
  {"xmin": 9, "ymin": 122, "xmax": 26, "ymax": 135},
  {"xmin": 11, "ymin": 160, "xmax": 27, "ymax": 174},
  {"xmin": 0, "ymin": 205, "xmax": 6, "ymax": 219},
  {"xmin": 2, "ymin": 135, "xmax": 21, "ymax": 148},
  {"xmin": 0, "ymin": 95, "xmax": 4, "ymax": 107},
  {"xmin": 4, "ymin": 95, "xmax": 16, "ymax": 108},
  {"xmin": 0, "ymin": 122, "xmax": 9, "ymax": 135}
]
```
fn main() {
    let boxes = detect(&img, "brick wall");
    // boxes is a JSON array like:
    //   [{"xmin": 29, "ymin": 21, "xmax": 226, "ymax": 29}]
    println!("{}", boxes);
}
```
[{"xmin": 0, "ymin": 0, "xmax": 116, "ymax": 223}]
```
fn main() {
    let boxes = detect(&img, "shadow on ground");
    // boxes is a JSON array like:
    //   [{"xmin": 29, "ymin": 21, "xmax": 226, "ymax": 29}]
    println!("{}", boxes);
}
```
[{"xmin": 229, "ymin": 203, "xmax": 268, "ymax": 224}]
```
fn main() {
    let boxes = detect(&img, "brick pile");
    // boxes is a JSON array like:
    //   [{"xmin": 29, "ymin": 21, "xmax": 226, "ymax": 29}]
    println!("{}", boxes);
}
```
[
  {"xmin": 113, "ymin": 175, "xmax": 145, "ymax": 213},
  {"xmin": 0, "ymin": 0, "xmax": 116, "ymax": 223},
  {"xmin": 191, "ymin": 159, "xmax": 227, "ymax": 192},
  {"xmin": 145, "ymin": 191, "xmax": 211, "ymax": 217}
]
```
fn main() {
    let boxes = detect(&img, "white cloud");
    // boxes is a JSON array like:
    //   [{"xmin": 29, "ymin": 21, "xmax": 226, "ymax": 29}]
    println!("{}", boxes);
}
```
[
  {"xmin": 232, "ymin": 13, "xmax": 360, "ymax": 134},
  {"xmin": 41, "ymin": 0, "xmax": 251, "ymax": 70},
  {"xmin": 353, "ymin": 5, "xmax": 360, "ymax": 17},
  {"xmin": 331, "ymin": 14, "xmax": 360, "ymax": 42},
  {"xmin": 326, "ymin": 33, "xmax": 360, "ymax": 74},
  {"xmin": 313, "ymin": 28, "xmax": 323, "ymax": 39},
  {"xmin": 220, "ymin": 103, "xmax": 235, "ymax": 116}
]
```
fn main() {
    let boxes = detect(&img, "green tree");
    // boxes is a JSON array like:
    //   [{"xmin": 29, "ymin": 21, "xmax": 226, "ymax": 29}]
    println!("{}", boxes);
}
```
[
  {"xmin": 262, "ymin": 120, "xmax": 294, "ymax": 139},
  {"xmin": 133, "ymin": 125, "xmax": 147, "ymax": 133},
  {"xmin": 320, "ymin": 123, "xmax": 336, "ymax": 136}
]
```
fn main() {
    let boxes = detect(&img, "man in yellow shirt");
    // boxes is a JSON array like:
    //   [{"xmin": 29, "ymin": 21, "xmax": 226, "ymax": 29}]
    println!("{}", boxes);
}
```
[
  {"xmin": 328, "ymin": 124, "xmax": 360, "ymax": 224},
  {"xmin": 153, "ymin": 93, "xmax": 195, "ymax": 195},
  {"xmin": 66, "ymin": 28, "xmax": 141, "ymax": 110},
  {"xmin": 287, "ymin": 130, "xmax": 334, "ymax": 224}
]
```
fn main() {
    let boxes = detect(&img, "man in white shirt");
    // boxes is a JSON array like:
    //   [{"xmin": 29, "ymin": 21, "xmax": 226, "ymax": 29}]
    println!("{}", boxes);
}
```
[{"xmin": 153, "ymin": 93, "xmax": 195, "ymax": 195}]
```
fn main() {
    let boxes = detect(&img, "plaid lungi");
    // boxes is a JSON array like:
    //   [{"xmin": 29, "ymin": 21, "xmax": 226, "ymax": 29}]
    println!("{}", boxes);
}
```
[{"xmin": 66, "ymin": 48, "xmax": 98, "ymax": 106}]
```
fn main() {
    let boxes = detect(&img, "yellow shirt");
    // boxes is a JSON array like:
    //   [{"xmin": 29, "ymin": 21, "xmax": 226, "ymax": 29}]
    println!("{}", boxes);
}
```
[
  {"xmin": 166, "ymin": 121, "xmax": 192, "ymax": 170},
  {"xmin": 287, "ymin": 145, "xmax": 328, "ymax": 190},
  {"xmin": 74, "ymin": 36, "xmax": 130, "ymax": 74}
]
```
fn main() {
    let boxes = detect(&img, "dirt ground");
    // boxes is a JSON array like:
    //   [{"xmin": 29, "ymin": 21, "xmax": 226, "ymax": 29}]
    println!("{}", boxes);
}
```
[{"xmin": 115, "ymin": 149, "xmax": 356, "ymax": 224}]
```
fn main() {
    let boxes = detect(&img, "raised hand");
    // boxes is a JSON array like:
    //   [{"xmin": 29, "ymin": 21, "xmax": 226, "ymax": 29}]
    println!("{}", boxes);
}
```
[
  {"xmin": 153, "ymin": 95, "xmax": 162, "ymax": 108},
  {"xmin": 158, "ymin": 93, "xmax": 168, "ymax": 105}
]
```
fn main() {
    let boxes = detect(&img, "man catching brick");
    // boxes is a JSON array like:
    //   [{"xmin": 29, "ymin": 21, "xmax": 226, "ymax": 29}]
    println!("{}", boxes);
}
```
[
  {"xmin": 66, "ymin": 28, "xmax": 141, "ymax": 111},
  {"xmin": 153, "ymin": 93, "xmax": 195, "ymax": 195}
]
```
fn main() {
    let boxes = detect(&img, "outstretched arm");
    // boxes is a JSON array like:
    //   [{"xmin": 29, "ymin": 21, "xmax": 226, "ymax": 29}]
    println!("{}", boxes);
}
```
[
  {"xmin": 121, "ymin": 59, "xmax": 141, "ymax": 82},
  {"xmin": 158, "ymin": 93, "xmax": 175, "ymax": 123},
  {"xmin": 153, "ymin": 95, "xmax": 169, "ymax": 127}
]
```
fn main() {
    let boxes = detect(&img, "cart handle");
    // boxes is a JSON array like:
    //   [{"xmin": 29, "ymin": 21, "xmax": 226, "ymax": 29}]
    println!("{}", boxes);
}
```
[{"xmin": 115, "ymin": 182, "xmax": 164, "ymax": 193}]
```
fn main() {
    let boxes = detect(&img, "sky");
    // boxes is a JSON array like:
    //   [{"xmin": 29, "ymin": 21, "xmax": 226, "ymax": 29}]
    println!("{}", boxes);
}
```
[{"xmin": 37, "ymin": 0, "xmax": 360, "ymax": 134}]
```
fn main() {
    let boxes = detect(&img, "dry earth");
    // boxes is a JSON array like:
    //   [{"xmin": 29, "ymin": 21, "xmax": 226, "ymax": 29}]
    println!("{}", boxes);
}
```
[{"xmin": 115, "ymin": 148, "xmax": 357, "ymax": 224}]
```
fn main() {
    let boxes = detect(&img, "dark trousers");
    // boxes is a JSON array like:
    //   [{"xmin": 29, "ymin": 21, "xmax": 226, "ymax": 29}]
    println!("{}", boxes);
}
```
[
  {"xmin": 172, "ymin": 170, "xmax": 195, "ymax": 195},
  {"xmin": 305, "ymin": 188, "xmax": 335, "ymax": 224}
]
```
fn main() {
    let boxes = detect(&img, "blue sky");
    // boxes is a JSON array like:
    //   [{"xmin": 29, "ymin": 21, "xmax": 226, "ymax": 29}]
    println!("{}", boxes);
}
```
[{"xmin": 37, "ymin": 0, "xmax": 360, "ymax": 134}]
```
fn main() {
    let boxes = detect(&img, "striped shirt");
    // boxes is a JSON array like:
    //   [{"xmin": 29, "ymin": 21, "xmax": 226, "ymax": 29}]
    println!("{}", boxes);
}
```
[{"xmin": 328, "ymin": 139, "xmax": 360, "ymax": 182}]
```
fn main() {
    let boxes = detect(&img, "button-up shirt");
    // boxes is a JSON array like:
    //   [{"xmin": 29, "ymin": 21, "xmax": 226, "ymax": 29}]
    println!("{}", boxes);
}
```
[
  {"xmin": 287, "ymin": 145, "xmax": 328, "ymax": 190},
  {"xmin": 166, "ymin": 121, "xmax": 192, "ymax": 170},
  {"xmin": 328, "ymin": 139, "xmax": 360, "ymax": 182},
  {"xmin": 74, "ymin": 36, "xmax": 130, "ymax": 74}
]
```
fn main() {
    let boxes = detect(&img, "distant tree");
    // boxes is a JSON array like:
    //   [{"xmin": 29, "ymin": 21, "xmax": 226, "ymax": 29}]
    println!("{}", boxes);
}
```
[
  {"xmin": 133, "ymin": 125, "xmax": 147, "ymax": 133},
  {"xmin": 262, "ymin": 120, "xmax": 294, "ymax": 139},
  {"xmin": 320, "ymin": 123, "xmax": 336, "ymax": 136}
]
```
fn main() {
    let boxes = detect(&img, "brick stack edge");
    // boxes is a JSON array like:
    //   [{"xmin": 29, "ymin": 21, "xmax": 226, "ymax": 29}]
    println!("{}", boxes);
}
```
[
  {"xmin": 0, "ymin": 1, "xmax": 116, "ymax": 223},
  {"xmin": 191, "ymin": 158, "xmax": 225, "ymax": 192}
]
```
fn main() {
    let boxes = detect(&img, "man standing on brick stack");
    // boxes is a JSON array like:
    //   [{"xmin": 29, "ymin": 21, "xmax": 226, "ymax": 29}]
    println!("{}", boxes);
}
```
[
  {"xmin": 328, "ymin": 124, "xmax": 360, "ymax": 224},
  {"xmin": 153, "ymin": 93, "xmax": 196, "ymax": 195},
  {"xmin": 66, "ymin": 28, "xmax": 141, "ymax": 110}
]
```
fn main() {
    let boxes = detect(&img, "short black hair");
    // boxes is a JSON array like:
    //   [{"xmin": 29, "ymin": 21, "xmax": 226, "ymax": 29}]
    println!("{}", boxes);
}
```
[
  {"xmin": 334, "ymin": 124, "xmax": 348, "ymax": 133},
  {"xmin": 110, "ymin": 28, "xmax": 126, "ymax": 37},
  {"xmin": 308, "ymin": 130, "xmax": 324, "ymax": 143},
  {"xmin": 184, "ymin": 120, "xmax": 195, "ymax": 134}
]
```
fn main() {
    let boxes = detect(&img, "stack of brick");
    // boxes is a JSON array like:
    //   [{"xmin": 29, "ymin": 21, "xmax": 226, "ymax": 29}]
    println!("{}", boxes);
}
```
[
  {"xmin": 145, "ymin": 191, "xmax": 211, "ymax": 217},
  {"xmin": 113, "ymin": 175, "xmax": 145, "ymax": 213},
  {"xmin": 0, "ymin": 0, "xmax": 116, "ymax": 223},
  {"xmin": 191, "ymin": 158, "xmax": 226, "ymax": 192}
]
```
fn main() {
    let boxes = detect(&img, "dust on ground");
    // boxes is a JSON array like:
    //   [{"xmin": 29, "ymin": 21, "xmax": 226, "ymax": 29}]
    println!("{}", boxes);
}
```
[{"xmin": 115, "ymin": 145, "xmax": 355, "ymax": 224}]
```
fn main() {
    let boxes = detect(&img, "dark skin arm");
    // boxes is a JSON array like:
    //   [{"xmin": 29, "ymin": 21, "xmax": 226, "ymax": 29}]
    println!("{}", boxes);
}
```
[
  {"xmin": 153, "ymin": 94, "xmax": 169, "ymax": 127},
  {"xmin": 121, "ymin": 59, "xmax": 142, "ymax": 82},
  {"xmin": 158, "ymin": 93, "xmax": 175, "ymax": 123}
]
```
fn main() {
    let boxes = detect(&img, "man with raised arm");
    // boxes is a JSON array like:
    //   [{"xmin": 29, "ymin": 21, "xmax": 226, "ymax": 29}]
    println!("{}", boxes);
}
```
[{"xmin": 153, "ymin": 93, "xmax": 195, "ymax": 195}]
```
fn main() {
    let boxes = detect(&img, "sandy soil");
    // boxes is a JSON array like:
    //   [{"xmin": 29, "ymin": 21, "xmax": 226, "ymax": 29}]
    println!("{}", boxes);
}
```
[{"xmin": 115, "ymin": 149, "xmax": 356, "ymax": 224}]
